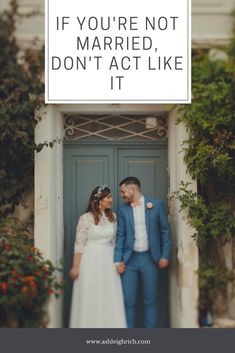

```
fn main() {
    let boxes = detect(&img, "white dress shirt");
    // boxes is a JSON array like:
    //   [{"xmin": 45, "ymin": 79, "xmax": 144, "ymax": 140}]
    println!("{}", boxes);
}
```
[{"xmin": 133, "ymin": 195, "xmax": 149, "ymax": 252}]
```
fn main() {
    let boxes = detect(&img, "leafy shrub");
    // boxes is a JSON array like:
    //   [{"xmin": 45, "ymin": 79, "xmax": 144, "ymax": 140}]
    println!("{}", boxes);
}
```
[{"xmin": 0, "ymin": 219, "xmax": 63, "ymax": 327}]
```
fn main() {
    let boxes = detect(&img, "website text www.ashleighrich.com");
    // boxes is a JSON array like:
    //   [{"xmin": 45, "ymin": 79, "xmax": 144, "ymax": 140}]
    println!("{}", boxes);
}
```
[{"xmin": 85, "ymin": 338, "xmax": 151, "ymax": 346}]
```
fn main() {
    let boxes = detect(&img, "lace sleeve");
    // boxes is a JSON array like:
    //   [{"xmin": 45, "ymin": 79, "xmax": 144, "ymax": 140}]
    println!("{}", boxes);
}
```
[{"xmin": 74, "ymin": 213, "xmax": 91, "ymax": 254}]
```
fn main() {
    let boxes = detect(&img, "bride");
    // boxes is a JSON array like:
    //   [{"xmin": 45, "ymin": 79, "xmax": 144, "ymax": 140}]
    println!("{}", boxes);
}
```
[{"xmin": 69, "ymin": 184, "xmax": 127, "ymax": 328}]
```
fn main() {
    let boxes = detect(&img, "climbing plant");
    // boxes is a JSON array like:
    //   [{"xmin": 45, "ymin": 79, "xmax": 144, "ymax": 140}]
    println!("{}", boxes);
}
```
[
  {"xmin": 176, "ymin": 21, "xmax": 235, "ymax": 319},
  {"xmin": 0, "ymin": 0, "xmax": 44, "ymax": 218}
]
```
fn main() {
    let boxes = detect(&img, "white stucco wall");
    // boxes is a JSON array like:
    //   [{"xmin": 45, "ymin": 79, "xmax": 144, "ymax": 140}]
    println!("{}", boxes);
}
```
[
  {"xmin": 34, "ymin": 106, "xmax": 64, "ymax": 327},
  {"xmin": 192, "ymin": 0, "xmax": 235, "ymax": 45},
  {"xmin": 168, "ymin": 111, "xmax": 199, "ymax": 328},
  {"xmin": 2, "ymin": 0, "xmax": 235, "ymax": 46}
]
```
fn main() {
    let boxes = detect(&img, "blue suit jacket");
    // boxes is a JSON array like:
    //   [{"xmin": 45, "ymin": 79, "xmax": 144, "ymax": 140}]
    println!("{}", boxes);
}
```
[{"xmin": 114, "ymin": 198, "xmax": 171, "ymax": 264}]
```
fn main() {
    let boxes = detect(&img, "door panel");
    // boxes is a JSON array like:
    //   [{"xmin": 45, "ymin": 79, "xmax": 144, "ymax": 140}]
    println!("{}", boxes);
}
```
[
  {"xmin": 118, "ymin": 148, "xmax": 169, "ymax": 327},
  {"xmin": 64, "ymin": 145, "xmax": 169, "ymax": 327},
  {"xmin": 63, "ymin": 147, "xmax": 115, "ymax": 326},
  {"xmin": 117, "ymin": 148, "xmax": 167, "ymax": 203}
]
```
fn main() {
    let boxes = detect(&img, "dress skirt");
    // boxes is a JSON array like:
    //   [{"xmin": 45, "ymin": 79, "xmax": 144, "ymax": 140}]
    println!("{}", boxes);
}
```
[{"xmin": 69, "ymin": 241, "xmax": 127, "ymax": 328}]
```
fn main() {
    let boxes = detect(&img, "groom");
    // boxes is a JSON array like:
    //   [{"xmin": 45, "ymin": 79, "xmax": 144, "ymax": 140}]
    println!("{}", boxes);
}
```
[{"xmin": 114, "ymin": 176, "xmax": 171, "ymax": 328}]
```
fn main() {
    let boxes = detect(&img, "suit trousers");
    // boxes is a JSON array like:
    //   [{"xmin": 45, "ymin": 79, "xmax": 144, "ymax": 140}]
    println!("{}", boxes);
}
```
[{"xmin": 121, "ymin": 250, "xmax": 159, "ymax": 328}]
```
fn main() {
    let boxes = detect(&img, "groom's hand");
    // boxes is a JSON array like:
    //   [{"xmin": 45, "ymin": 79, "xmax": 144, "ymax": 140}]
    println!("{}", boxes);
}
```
[
  {"xmin": 116, "ymin": 262, "xmax": 126, "ymax": 274},
  {"xmin": 158, "ymin": 258, "xmax": 169, "ymax": 269}
]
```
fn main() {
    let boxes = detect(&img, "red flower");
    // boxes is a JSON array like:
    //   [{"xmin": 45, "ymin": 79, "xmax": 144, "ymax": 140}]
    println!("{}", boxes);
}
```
[
  {"xmin": 29, "ymin": 280, "xmax": 37, "ymax": 288},
  {"xmin": 22, "ymin": 286, "xmax": 29, "ymax": 295},
  {"xmin": 2, "ymin": 228, "xmax": 8, "ymax": 235},
  {"xmin": 12, "ymin": 270, "xmax": 20, "ymax": 277},
  {"xmin": 28, "ymin": 255, "xmax": 34, "ymax": 262},
  {"xmin": 1, "ymin": 282, "xmax": 7, "ymax": 293},
  {"xmin": 3, "ymin": 244, "xmax": 9, "ymax": 251},
  {"xmin": 48, "ymin": 288, "xmax": 54, "ymax": 295}
]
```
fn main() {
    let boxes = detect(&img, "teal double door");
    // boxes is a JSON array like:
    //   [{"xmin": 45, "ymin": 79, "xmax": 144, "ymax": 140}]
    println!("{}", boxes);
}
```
[{"xmin": 64, "ymin": 144, "xmax": 169, "ymax": 327}]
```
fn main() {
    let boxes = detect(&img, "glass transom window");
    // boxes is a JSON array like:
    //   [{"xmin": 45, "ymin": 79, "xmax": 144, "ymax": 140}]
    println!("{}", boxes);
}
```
[{"xmin": 64, "ymin": 114, "xmax": 167, "ymax": 141}]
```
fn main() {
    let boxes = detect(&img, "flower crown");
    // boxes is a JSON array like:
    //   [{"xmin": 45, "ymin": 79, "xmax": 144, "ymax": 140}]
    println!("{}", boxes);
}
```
[{"xmin": 94, "ymin": 184, "xmax": 108, "ymax": 198}]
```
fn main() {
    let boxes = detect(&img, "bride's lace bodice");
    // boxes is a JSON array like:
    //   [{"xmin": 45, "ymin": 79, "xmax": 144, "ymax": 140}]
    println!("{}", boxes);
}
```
[{"xmin": 74, "ymin": 212, "xmax": 116, "ymax": 253}]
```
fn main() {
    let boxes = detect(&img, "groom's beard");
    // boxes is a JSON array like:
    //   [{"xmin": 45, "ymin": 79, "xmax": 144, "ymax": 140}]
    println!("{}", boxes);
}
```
[{"xmin": 121, "ymin": 196, "xmax": 134, "ymax": 204}]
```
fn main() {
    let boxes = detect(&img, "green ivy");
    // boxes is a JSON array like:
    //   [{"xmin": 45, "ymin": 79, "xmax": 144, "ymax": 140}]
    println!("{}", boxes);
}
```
[
  {"xmin": 176, "ymin": 22, "xmax": 235, "ymax": 314},
  {"xmin": 0, "ymin": 0, "xmax": 44, "ymax": 218},
  {"xmin": 179, "ymin": 56, "xmax": 235, "ymax": 187}
]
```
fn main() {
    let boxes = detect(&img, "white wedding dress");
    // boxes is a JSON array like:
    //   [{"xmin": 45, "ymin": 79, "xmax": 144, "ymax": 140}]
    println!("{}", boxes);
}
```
[{"xmin": 69, "ymin": 212, "xmax": 127, "ymax": 328}]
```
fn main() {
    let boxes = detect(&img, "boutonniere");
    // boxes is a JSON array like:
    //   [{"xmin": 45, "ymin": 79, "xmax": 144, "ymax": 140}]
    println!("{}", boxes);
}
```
[{"xmin": 146, "ymin": 202, "xmax": 154, "ymax": 209}]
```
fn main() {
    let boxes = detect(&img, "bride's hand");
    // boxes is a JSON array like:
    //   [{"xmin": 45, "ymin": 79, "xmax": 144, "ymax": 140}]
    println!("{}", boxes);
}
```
[{"xmin": 70, "ymin": 267, "xmax": 79, "ymax": 280}]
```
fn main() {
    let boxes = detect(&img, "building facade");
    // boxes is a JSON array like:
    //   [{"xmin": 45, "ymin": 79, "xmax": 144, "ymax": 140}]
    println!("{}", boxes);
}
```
[{"xmin": 1, "ymin": 0, "xmax": 234, "ymax": 327}]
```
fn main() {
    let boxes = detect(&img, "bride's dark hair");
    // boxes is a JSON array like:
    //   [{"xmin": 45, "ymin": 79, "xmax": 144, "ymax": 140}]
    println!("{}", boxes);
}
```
[{"xmin": 86, "ymin": 185, "xmax": 115, "ymax": 225}]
